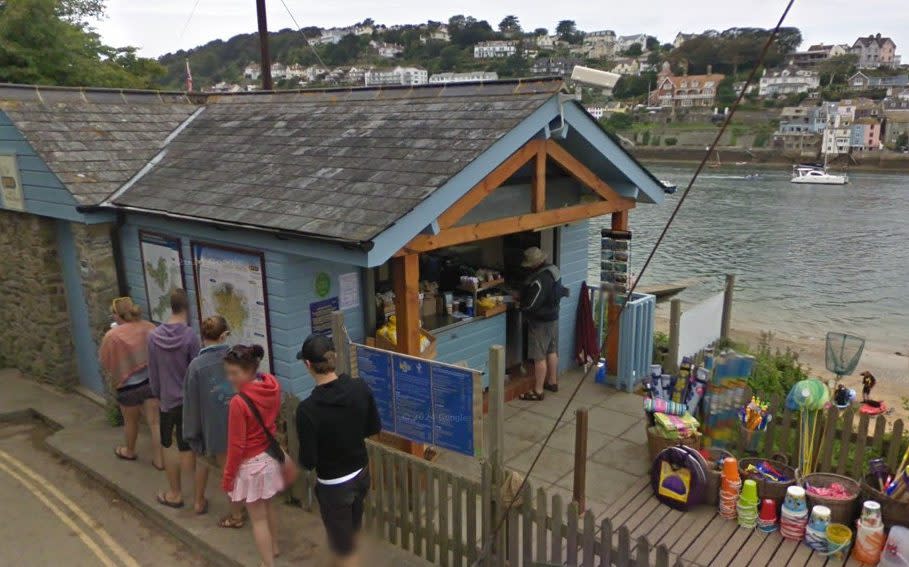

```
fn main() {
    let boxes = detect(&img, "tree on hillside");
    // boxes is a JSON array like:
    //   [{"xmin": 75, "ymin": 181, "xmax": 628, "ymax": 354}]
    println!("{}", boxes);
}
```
[
  {"xmin": 0, "ymin": 0, "xmax": 163, "ymax": 88},
  {"xmin": 323, "ymin": 33, "xmax": 366, "ymax": 66},
  {"xmin": 438, "ymin": 44, "xmax": 466, "ymax": 71},
  {"xmin": 612, "ymin": 72, "xmax": 656, "ymax": 100},
  {"xmin": 623, "ymin": 43, "xmax": 643, "ymax": 57},
  {"xmin": 556, "ymin": 20, "xmax": 581, "ymax": 44},
  {"xmin": 668, "ymin": 26, "xmax": 803, "ymax": 75},
  {"xmin": 817, "ymin": 53, "xmax": 858, "ymax": 86},
  {"xmin": 448, "ymin": 14, "xmax": 495, "ymax": 47},
  {"xmin": 533, "ymin": 27, "xmax": 548, "ymax": 37},
  {"xmin": 495, "ymin": 53, "xmax": 528, "ymax": 77},
  {"xmin": 498, "ymin": 15, "xmax": 522, "ymax": 36},
  {"xmin": 645, "ymin": 36, "xmax": 660, "ymax": 51}
]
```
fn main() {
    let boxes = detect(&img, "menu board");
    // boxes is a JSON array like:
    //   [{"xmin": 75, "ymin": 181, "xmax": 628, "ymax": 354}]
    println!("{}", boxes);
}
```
[
  {"xmin": 356, "ymin": 347, "xmax": 395, "ymax": 429},
  {"xmin": 354, "ymin": 345, "xmax": 481, "ymax": 457},
  {"xmin": 392, "ymin": 355, "xmax": 434, "ymax": 444}
]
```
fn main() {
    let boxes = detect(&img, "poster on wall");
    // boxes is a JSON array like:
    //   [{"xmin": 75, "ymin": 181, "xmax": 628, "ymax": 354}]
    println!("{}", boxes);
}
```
[
  {"xmin": 192, "ymin": 242, "xmax": 272, "ymax": 372},
  {"xmin": 309, "ymin": 297, "xmax": 339, "ymax": 337},
  {"xmin": 139, "ymin": 231, "xmax": 186, "ymax": 324},
  {"xmin": 0, "ymin": 155, "xmax": 25, "ymax": 211},
  {"xmin": 338, "ymin": 272, "xmax": 360, "ymax": 310}
]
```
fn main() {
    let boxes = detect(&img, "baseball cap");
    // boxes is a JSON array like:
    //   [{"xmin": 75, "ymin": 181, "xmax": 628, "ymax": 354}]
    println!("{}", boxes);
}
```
[{"xmin": 296, "ymin": 334, "xmax": 334, "ymax": 362}]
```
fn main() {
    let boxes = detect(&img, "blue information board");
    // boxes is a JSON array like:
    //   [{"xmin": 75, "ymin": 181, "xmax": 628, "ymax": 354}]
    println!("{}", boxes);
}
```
[
  {"xmin": 431, "ymin": 364, "xmax": 475, "ymax": 455},
  {"xmin": 392, "ymin": 355, "xmax": 434, "ymax": 444},
  {"xmin": 355, "ymin": 347, "xmax": 395, "ymax": 430},
  {"xmin": 354, "ymin": 345, "xmax": 480, "ymax": 457}
]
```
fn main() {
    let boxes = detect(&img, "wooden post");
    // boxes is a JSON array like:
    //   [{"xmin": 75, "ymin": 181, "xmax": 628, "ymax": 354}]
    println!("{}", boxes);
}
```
[
  {"xmin": 606, "ymin": 210, "xmax": 629, "ymax": 374},
  {"xmin": 667, "ymin": 298, "xmax": 682, "ymax": 374},
  {"xmin": 721, "ymin": 273, "xmax": 735, "ymax": 341},
  {"xmin": 331, "ymin": 310, "xmax": 350, "ymax": 376},
  {"xmin": 572, "ymin": 408, "xmax": 588, "ymax": 513},
  {"xmin": 391, "ymin": 254, "xmax": 421, "ymax": 356},
  {"xmin": 255, "ymin": 0, "xmax": 273, "ymax": 90},
  {"xmin": 488, "ymin": 345, "xmax": 506, "ymax": 471},
  {"xmin": 531, "ymin": 140, "xmax": 547, "ymax": 213}
]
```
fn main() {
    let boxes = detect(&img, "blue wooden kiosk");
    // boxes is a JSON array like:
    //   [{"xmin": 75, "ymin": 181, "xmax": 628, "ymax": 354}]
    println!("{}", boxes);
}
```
[{"xmin": 0, "ymin": 79, "xmax": 663, "ymax": 408}]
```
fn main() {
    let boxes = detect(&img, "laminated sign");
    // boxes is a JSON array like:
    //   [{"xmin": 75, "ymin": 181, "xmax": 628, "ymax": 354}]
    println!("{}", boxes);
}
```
[{"xmin": 0, "ymin": 155, "xmax": 24, "ymax": 211}]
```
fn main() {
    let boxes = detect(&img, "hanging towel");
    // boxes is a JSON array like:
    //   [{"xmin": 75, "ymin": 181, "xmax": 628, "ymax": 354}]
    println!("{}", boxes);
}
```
[{"xmin": 575, "ymin": 282, "xmax": 600, "ymax": 366}]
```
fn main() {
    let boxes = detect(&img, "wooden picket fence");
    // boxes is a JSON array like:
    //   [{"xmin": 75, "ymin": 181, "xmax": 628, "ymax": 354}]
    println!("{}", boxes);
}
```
[{"xmin": 723, "ymin": 393, "xmax": 909, "ymax": 480}]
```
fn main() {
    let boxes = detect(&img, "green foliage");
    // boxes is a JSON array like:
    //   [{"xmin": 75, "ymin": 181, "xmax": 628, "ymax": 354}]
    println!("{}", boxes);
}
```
[
  {"xmin": 613, "ymin": 72, "xmax": 656, "ymax": 100},
  {"xmin": 448, "ymin": 15, "xmax": 495, "ymax": 48},
  {"xmin": 717, "ymin": 76, "xmax": 738, "ymax": 106},
  {"xmin": 641, "ymin": 130, "xmax": 651, "ymax": 145},
  {"xmin": 599, "ymin": 112, "xmax": 634, "ymax": 132},
  {"xmin": 498, "ymin": 15, "xmax": 521, "ymax": 36},
  {"xmin": 744, "ymin": 332, "xmax": 810, "ymax": 398},
  {"xmin": 669, "ymin": 27, "xmax": 802, "ymax": 75},
  {"xmin": 653, "ymin": 331, "xmax": 669, "ymax": 364},
  {"xmin": 651, "ymin": 135, "xmax": 661, "ymax": 146},
  {"xmin": 494, "ymin": 54, "xmax": 528, "ymax": 77},
  {"xmin": 753, "ymin": 130, "xmax": 770, "ymax": 147},
  {"xmin": 0, "ymin": 0, "xmax": 163, "ymax": 88},
  {"xmin": 106, "ymin": 399, "xmax": 124, "ymax": 427},
  {"xmin": 555, "ymin": 20, "xmax": 582, "ymax": 44},
  {"xmin": 664, "ymin": 137, "xmax": 678, "ymax": 146},
  {"xmin": 896, "ymin": 133, "xmax": 909, "ymax": 150},
  {"xmin": 817, "ymin": 54, "xmax": 858, "ymax": 86},
  {"xmin": 622, "ymin": 43, "xmax": 643, "ymax": 57}
]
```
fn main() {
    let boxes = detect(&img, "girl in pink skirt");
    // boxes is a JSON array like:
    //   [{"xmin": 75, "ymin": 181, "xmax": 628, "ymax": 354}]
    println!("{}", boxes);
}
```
[{"xmin": 221, "ymin": 345, "xmax": 283, "ymax": 567}]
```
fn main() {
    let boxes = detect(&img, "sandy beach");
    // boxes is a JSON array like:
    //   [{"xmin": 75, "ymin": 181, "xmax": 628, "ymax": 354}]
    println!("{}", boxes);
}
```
[{"xmin": 654, "ymin": 309, "xmax": 909, "ymax": 422}]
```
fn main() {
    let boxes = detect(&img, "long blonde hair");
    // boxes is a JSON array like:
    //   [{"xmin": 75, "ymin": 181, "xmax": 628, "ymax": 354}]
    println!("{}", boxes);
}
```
[{"xmin": 111, "ymin": 297, "xmax": 142, "ymax": 322}]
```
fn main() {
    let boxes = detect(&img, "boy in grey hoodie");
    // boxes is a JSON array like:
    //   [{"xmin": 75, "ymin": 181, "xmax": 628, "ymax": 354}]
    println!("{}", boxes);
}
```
[{"xmin": 148, "ymin": 289, "xmax": 204, "ymax": 512}]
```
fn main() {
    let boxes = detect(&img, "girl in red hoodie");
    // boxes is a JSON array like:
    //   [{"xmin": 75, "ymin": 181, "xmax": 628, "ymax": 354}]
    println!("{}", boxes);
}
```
[{"xmin": 222, "ymin": 345, "xmax": 283, "ymax": 567}]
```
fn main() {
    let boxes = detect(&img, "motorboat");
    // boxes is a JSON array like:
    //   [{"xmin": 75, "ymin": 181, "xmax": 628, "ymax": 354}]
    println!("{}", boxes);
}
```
[
  {"xmin": 790, "ymin": 164, "xmax": 848, "ymax": 185},
  {"xmin": 660, "ymin": 180, "xmax": 678, "ymax": 194}
]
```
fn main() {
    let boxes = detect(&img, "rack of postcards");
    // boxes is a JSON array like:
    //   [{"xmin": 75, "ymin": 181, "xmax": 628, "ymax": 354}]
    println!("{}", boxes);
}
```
[{"xmin": 600, "ymin": 229, "xmax": 632, "ymax": 305}]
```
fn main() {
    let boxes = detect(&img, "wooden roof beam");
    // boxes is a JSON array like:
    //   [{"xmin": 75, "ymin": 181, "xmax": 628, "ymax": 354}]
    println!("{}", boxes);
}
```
[
  {"xmin": 438, "ymin": 139, "xmax": 543, "ymax": 229},
  {"xmin": 545, "ymin": 141, "xmax": 628, "ymax": 203},
  {"xmin": 403, "ymin": 199, "xmax": 635, "ymax": 253}
]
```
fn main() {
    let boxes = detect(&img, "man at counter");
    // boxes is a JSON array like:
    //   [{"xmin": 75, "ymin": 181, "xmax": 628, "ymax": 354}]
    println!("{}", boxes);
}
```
[{"xmin": 517, "ymin": 247, "xmax": 568, "ymax": 401}]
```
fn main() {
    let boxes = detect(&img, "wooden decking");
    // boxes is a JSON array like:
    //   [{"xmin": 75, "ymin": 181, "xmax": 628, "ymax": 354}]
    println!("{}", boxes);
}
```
[{"xmin": 607, "ymin": 476, "xmax": 870, "ymax": 567}]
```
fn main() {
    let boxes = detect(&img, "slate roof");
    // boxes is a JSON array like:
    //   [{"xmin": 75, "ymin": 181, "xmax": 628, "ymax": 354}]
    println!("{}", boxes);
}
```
[
  {"xmin": 114, "ymin": 80, "xmax": 563, "ymax": 242},
  {"xmin": 0, "ymin": 85, "xmax": 199, "ymax": 205}
]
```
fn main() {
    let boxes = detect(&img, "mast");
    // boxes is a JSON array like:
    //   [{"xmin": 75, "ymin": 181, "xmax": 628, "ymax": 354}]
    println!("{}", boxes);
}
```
[{"xmin": 256, "ymin": 0, "xmax": 274, "ymax": 90}]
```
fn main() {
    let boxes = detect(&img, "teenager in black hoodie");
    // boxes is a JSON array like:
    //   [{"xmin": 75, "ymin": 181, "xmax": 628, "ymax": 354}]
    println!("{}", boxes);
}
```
[{"xmin": 295, "ymin": 335, "xmax": 381, "ymax": 566}]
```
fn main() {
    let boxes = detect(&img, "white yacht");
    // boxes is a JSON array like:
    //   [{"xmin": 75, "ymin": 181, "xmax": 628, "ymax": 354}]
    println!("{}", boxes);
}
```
[{"xmin": 790, "ymin": 163, "xmax": 848, "ymax": 185}]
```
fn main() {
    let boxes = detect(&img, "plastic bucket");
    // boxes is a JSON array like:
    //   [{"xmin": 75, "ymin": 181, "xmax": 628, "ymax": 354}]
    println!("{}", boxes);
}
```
[{"xmin": 826, "ymin": 523, "xmax": 853, "ymax": 561}]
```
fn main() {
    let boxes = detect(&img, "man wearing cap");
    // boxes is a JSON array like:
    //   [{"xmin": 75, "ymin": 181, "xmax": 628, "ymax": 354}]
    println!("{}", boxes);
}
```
[
  {"xmin": 295, "ymin": 335, "xmax": 381, "ymax": 566},
  {"xmin": 518, "ymin": 247, "xmax": 568, "ymax": 401}
]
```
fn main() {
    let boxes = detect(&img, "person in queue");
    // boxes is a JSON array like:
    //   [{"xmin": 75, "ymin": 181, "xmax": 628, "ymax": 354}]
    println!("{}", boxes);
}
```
[
  {"xmin": 295, "ymin": 335, "xmax": 382, "ymax": 567},
  {"xmin": 518, "ymin": 247, "xmax": 568, "ymax": 401},
  {"xmin": 99, "ymin": 297, "xmax": 164, "ymax": 470},
  {"xmin": 222, "ymin": 345, "xmax": 283, "ymax": 567},
  {"xmin": 147, "ymin": 289, "xmax": 203, "ymax": 511},
  {"xmin": 182, "ymin": 315, "xmax": 246, "ymax": 528}
]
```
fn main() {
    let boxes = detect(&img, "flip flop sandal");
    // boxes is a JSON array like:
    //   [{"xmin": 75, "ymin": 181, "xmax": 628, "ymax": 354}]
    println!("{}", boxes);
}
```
[
  {"xmin": 156, "ymin": 491, "xmax": 184, "ymax": 509},
  {"xmin": 153, "ymin": 463, "xmax": 165, "ymax": 471},
  {"xmin": 114, "ymin": 447, "xmax": 137, "ymax": 461},
  {"xmin": 219, "ymin": 513, "xmax": 246, "ymax": 529},
  {"xmin": 195, "ymin": 499, "xmax": 209, "ymax": 515},
  {"xmin": 519, "ymin": 391, "xmax": 545, "ymax": 401},
  {"xmin": 543, "ymin": 383, "xmax": 559, "ymax": 393}
]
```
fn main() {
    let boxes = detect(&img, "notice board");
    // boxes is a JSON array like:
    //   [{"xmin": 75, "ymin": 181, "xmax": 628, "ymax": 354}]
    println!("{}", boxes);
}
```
[{"xmin": 354, "ymin": 344, "xmax": 482, "ymax": 457}]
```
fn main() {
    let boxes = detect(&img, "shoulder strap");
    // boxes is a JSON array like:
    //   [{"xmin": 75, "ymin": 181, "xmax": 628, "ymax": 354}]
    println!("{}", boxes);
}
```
[{"xmin": 238, "ymin": 392, "xmax": 284, "ymax": 462}]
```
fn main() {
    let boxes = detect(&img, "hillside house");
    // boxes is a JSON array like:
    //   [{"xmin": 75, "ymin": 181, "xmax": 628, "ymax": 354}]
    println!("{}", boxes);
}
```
[
  {"xmin": 473, "ymin": 41, "xmax": 518, "ymax": 59},
  {"xmin": 617, "ymin": 33, "xmax": 648, "ymax": 53},
  {"xmin": 428, "ymin": 72, "xmax": 498, "ymax": 84},
  {"xmin": 851, "ymin": 34, "xmax": 899, "ymax": 69},
  {"xmin": 364, "ymin": 66, "xmax": 428, "ymax": 87},
  {"xmin": 530, "ymin": 58, "xmax": 581, "ymax": 77},
  {"xmin": 243, "ymin": 62, "xmax": 260, "ymax": 81},
  {"xmin": 648, "ymin": 62, "xmax": 725, "ymax": 109},
  {"xmin": 883, "ymin": 110, "xmax": 909, "ymax": 148},
  {"xmin": 790, "ymin": 44, "xmax": 850, "ymax": 68},
  {"xmin": 371, "ymin": 41, "xmax": 404, "ymax": 58},
  {"xmin": 848, "ymin": 72, "xmax": 909, "ymax": 93},
  {"xmin": 851, "ymin": 119, "xmax": 883, "ymax": 150},
  {"xmin": 758, "ymin": 65, "xmax": 820, "ymax": 97}
]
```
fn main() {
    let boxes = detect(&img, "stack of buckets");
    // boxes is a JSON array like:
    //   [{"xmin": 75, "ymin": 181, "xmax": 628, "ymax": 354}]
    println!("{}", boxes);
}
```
[
  {"xmin": 804, "ymin": 505, "xmax": 831, "ymax": 552},
  {"xmin": 737, "ymin": 479, "xmax": 759, "ymax": 529},
  {"xmin": 780, "ymin": 486, "xmax": 809, "ymax": 541},
  {"xmin": 852, "ymin": 501, "xmax": 885, "ymax": 564},
  {"xmin": 757, "ymin": 499, "xmax": 778, "ymax": 533},
  {"xmin": 719, "ymin": 457, "xmax": 741, "ymax": 520}
]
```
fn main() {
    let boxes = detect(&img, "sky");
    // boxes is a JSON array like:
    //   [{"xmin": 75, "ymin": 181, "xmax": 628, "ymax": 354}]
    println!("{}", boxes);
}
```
[{"xmin": 94, "ymin": 0, "xmax": 909, "ymax": 59}]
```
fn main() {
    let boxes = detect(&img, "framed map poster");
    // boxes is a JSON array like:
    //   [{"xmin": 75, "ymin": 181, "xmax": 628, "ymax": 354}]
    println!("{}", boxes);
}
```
[
  {"xmin": 191, "ymin": 242, "xmax": 273, "ymax": 372},
  {"xmin": 138, "ymin": 231, "xmax": 186, "ymax": 324}
]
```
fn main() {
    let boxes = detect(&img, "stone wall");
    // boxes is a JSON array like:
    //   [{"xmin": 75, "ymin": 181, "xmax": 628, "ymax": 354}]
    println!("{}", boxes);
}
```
[
  {"xmin": 71, "ymin": 223, "xmax": 119, "ymax": 352},
  {"xmin": 0, "ymin": 210, "xmax": 76, "ymax": 386}
]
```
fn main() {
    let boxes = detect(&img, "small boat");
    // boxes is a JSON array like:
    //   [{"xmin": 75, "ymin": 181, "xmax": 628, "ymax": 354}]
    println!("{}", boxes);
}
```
[
  {"xmin": 743, "ymin": 173, "xmax": 762, "ymax": 180},
  {"xmin": 707, "ymin": 148, "xmax": 722, "ymax": 169},
  {"xmin": 638, "ymin": 283, "xmax": 688, "ymax": 301},
  {"xmin": 790, "ymin": 164, "xmax": 848, "ymax": 185},
  {"xmin": 660, "ymin": 180, "xmax": 677, "ymax": 194}
]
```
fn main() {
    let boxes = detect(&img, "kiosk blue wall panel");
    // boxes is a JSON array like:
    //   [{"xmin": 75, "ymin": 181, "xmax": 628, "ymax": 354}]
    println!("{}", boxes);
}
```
[
  {"xmin": 434, "ymin": 314, "xmax": 506, "ymax": 388},
  {"xmin": 119, "ymin": 217, "xmax": 365, "ymax": 399},
  {"xmin": 557, "ymin": 220, "xmax": 589, "ymax": 372}
]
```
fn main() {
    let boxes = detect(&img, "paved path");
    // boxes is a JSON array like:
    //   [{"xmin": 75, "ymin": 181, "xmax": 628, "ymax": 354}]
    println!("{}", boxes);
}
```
[{"xmin": 0, "ymin": 420, "xmax": 208, "ymax": 566}]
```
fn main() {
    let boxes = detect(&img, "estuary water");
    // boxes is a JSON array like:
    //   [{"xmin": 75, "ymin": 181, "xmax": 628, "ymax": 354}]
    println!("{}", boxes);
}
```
[{"xmin": 589, "ymin": 165, "xmax": 909, "ymax": 352}]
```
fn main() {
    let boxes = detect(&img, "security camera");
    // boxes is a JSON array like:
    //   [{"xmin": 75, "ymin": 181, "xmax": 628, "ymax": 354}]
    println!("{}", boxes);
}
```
[{"xmin": 571, "ymin": 66, "xmax": 622, "ymax": 89}]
